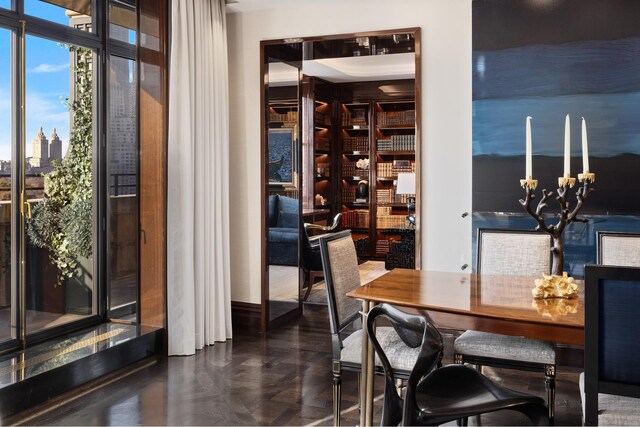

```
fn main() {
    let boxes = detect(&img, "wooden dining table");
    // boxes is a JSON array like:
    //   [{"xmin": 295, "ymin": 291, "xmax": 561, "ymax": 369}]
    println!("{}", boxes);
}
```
[{"xmin": 346, "ymin": 268, "xmax": 585, "ymax": 427}]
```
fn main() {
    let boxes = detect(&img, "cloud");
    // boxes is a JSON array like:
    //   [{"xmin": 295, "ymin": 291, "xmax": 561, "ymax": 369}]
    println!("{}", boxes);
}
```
[{"xmin": 30, "ymin": 63, "xmax": 69, "ymax": 73}]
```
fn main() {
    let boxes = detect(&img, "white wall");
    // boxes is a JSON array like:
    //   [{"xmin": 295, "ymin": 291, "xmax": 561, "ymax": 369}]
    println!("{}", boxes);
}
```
[{"xmin": 227, "ymin": 0, "xmax": 472, "ymax": 304}]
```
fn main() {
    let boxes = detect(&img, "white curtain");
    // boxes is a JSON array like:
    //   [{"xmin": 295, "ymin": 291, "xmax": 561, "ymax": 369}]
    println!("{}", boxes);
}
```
[{"xmin": 167, "ymin": 0, "xmax": 232, "ymax": 355}]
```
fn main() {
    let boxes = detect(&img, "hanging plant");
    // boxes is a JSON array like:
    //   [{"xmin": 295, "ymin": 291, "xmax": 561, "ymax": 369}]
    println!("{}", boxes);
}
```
[{"xmin": 26, "ymin": 46, "xmax": 93, "ymax": 286}]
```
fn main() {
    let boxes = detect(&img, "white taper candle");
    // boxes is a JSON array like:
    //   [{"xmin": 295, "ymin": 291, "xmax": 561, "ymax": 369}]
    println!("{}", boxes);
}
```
[
  {"xmin": 564, "ymin": 114, "xmax": 571, "ymax": 176},
  {"xmin": 582, "ymin": 117, "xmax": 589, "ymax": 173},
  {"xmin": 526, "ymin": 116, "xmax": 532, "ymax": 178}
]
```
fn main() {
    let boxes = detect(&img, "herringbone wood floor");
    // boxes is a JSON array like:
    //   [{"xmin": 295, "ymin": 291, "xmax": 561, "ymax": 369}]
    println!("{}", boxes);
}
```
[{"xmin": 14, "ymin": 304, "xmax": 583, "ymax": 426}]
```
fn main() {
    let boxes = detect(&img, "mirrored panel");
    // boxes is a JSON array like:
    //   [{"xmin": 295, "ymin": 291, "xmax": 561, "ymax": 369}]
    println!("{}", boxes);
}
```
[
  {"xmin": 262, "ymin": 30, "xmax": 419, "ymax": 327},
  {"xmin": 265, "ymin": 43, "xmax": 302, "ymax": 323},
  {"xmin": 0, "ymin": 26, "xmax": 14, "ymax": 345}
]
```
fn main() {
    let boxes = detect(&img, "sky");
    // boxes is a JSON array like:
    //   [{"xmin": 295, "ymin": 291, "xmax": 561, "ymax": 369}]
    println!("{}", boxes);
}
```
[{"xmin": 0, "ymin": 1, "xmax": 91, "ymax": 162}]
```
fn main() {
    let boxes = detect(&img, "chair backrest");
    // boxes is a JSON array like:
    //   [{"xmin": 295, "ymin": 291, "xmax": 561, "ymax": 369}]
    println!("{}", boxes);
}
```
[
  {"xmin": 477, "ymin": 228, "xmax": 552, "ymax": 276},
  {"xmin": 597, "ymin": 231, "xmax": 640, "ymax": 267},
  {"xmin": 366, "ymin": 303, "xmax": 443, "ymax": 426},
  {"xmin": 318, "ymin": 230, "xmax": 361, "ymax": 337},
  {"xmin": 584, "ymin": 264, "xmax": 640, "ymax": 425}
]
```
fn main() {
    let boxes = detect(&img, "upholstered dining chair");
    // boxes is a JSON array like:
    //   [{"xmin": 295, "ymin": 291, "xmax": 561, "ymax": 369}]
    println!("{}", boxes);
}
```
[
  {"xmin": 317, "ymin": 230, "xmax": 420, "ymax": 426},
  {"xmin": 582, "ymin": 264, "xmax": 640, "ymax": 426},
  {"xmin": 367, "ymin": 303, "xmax": 549, "ymax": 426},
  {"xmin": 454, "ymin": 229, "xmax": 556, "ymax": 420},
  {"xmin": 597, "ymin": 231, "xmax": 640, "ymax": 267}
]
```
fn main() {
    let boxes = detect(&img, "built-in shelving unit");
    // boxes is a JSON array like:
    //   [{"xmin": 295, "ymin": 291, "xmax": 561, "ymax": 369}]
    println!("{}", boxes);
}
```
[{"xmin": 338, "ymin": 99, "xmax": 416, "ymax": 264}]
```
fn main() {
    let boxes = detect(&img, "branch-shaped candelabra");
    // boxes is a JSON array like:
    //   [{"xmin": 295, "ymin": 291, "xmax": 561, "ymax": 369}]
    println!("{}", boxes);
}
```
[{"xmin": 519, "ymin": 173, "xmax": 595, "ymax": 276}]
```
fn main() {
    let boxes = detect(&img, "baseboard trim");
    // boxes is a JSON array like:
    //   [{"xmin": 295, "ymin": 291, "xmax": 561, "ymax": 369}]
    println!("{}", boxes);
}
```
[{"xmin": 231, "ymin": 301, "xmax": 261, "ymax": 332}]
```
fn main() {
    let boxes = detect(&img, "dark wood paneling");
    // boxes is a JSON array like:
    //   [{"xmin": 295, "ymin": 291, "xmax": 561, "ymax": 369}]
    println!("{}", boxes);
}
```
[
  {"xmin": 138, "ymin": 0, "xmax": 168, "ymax": 331},
  {"xmin": 231, "ymin": 301, "xmax": 262, "ymax": 332}
]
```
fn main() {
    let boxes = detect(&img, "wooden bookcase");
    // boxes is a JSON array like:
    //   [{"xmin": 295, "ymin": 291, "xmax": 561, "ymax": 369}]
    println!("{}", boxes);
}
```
[{"xmin": 339, "ymin": 99, "xmax": 416, "ymax": 264}]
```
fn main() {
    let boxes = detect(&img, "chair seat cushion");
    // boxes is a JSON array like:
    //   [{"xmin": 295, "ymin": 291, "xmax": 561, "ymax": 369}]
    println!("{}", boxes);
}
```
[
  {"xmin": 579, "ymin": 372, "xmax": 640, "ymax": 425},
  {"xmin": 454, "ymin": 330, "xmax": 555, "ymax": 365},
  {"xmin": 341, "ymin": 327, "xmax": 420, "ymax": 372}
]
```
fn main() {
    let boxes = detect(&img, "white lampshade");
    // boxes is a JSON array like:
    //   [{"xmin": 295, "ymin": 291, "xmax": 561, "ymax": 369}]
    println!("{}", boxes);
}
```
[{"xmin": 396, "ymin": 172, "xmax": 416, "ymax": 195}]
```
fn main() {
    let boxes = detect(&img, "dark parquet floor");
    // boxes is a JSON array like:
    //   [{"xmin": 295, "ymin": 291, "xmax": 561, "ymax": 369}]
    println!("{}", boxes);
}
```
[{"xmin": 12, "ymin": 304, "xmax": 583, "ymax": 426}]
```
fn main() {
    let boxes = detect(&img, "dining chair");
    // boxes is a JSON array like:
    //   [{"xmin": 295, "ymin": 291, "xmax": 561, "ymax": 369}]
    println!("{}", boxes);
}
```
[
  {"xmin": 597, "ymin": 231, "xmax": 640, "ymax": 267},
  {"xmin": 454, "ymin": 228, "xmax": 556, "ymax": 420},
  {"xmin": 317, "ymin": 230, "xmax": 420, "ymax": 426},
  {"xmin": 582, "ymin": 264, "xmax": 640, "ymax": 426},
  {"xmin": 301, "ymin": 213, "xmax": 341, "ymax": 301},
  {"xmin": 367, "ymin": 303, "xmax": 549, "ymax": 426}
]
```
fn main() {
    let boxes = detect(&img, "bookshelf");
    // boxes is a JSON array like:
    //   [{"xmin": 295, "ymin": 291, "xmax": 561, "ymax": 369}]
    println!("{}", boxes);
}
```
[{"xmin": 338, "ymin": 99, "xmax": 416, "ymax": 264}]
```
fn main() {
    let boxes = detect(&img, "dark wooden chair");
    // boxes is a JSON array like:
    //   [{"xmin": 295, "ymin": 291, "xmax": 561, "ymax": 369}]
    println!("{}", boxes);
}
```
[
  {"xmin": 582, "ymin": 264, "xmax": 640, "ymax": 426},
  {"xmin": 454, "ymin": 228, "xmax": 557, "ymax": 420},
  {"xmin": 301, "ymin": 213, "xmax": 341, "ymax": 301},
  {"xmin": 597, "ymin": 231, "xmax": 640, "ymax": 267},
  {"xmin": 367, "ymin": 303, "xmax": 549, "ymax": 426},
  {"xmin": 317, "ymin": 230, "xmax": 420, "ymax": 426}
]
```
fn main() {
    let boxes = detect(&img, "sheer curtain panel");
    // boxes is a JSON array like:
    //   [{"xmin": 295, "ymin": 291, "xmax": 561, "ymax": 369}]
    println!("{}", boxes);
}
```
[{"xmin": 167, "ymin": 0, "xmax": 232, "ymax": 355}]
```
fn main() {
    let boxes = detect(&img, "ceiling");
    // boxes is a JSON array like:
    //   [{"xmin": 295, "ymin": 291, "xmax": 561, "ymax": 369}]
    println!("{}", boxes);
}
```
[{"xmin": 225, "ymin": 0, "xmax": 345, "ymax": 14}]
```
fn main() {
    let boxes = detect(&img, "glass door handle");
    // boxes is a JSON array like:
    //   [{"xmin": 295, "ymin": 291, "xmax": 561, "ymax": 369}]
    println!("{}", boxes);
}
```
[{"xmin": 20, "ymin": 191, "xmax": 32, "ymax": 219}]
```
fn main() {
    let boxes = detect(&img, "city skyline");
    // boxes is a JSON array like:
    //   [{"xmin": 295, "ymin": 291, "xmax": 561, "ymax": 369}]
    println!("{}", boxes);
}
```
[{"xmin": 0, "ymin": 2, "xmax": 99, "ymax": 162}]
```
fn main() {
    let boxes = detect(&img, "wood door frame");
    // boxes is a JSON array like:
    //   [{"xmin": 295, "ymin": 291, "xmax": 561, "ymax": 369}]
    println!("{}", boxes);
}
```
[{"xmin": 259, "ymin": 28, "xmax": 422, "ymax": 332}]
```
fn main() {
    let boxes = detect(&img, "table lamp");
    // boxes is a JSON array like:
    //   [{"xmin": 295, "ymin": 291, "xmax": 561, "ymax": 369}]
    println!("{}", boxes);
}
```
[{"xmin": 395, "ymin": 172, "xmax": 416, "ymax": 227}]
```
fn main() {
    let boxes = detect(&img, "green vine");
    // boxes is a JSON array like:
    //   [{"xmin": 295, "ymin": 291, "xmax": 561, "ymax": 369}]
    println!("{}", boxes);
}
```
[{"xmin": 26, "ymin": 46, "xmax": 93, "ymax": 286}]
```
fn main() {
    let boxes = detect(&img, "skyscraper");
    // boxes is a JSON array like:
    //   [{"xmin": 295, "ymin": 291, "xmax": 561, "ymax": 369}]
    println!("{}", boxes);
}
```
[
  {"xmin": 30, "ymin": 127, "xmax": 49, "ymax": 168},
  {"xmin": 49, "ymin": 128, "xmax": 62, "ymax": 162}
]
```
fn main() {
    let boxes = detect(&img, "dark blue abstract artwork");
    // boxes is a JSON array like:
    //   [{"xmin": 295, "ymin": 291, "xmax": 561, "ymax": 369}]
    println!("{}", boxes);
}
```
[
  {"xmin": 472, "ymin": 0, "xmax": 640, "ymax": 277},
  {"xmin": 268, "ymin": 128, "xmax": 293, "ymax": 185}
]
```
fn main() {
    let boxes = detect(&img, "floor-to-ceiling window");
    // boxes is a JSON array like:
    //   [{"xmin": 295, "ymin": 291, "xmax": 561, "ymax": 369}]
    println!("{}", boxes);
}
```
[{"xmin": 0, "ymin": 0, "xmax": 138, "ymax": 352}]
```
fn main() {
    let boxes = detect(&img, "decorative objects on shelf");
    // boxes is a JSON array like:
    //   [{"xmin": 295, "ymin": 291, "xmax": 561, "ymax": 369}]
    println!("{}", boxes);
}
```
[
  {"xmin": 396, "ymin": 172, "xmax": 416, "ymax": 227},
  {"xmin": 356, "ymin": 180, "xmax": 369, "ymax": 202},
  {"xmin": 519, "ymin": 115, "xmax": 595, "ymax": 295}
]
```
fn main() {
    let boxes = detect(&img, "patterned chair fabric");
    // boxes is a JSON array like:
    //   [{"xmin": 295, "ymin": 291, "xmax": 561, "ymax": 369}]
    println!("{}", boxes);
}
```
[
  {"xmin": 455, "ymin": 228, "xmax": 556, "ymax": 421},
  {"xmin": 318, "ymin": 230, "xmax": 419, "ymax": 426},
  {"xmin": 478, "ymin": 229, "xmax": 552, "ymax": 276},
  {"xmin": 598, "ymin": 232, "xmax": 640, "ymax": 267}
]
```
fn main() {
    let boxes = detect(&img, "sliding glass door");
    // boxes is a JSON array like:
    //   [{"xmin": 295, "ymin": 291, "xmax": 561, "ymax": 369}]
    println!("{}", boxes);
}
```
[
  {"xmin": 0, "ymin": 26, "xmax": 15, "ymax": 347},
  {"xmin": 24, "ymin": 35, "xmax": 97, "ymax": 335},
  {"xmin": 0, "ymin": 0, "xmax": 107, "ymax": 353}
]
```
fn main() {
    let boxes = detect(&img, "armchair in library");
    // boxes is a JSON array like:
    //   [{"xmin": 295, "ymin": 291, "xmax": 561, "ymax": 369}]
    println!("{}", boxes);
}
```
[{"xmin": 301, "ymin": 213, "xmax": 342, "ymax": 301}]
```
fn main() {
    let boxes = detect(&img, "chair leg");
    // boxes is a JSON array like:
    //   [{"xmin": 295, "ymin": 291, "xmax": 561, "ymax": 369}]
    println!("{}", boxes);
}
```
[
  {"xmin": 456, "ymin": 417, "xmax": 468, "ymax": 426},
  {"xmin": 545, "ymin": 364, "xmax": 556, "ymax": 423},
  {"xmin": 333, "ymin": 369, "xmax": 341, "ymax": 427},
  {"xmin": 302, "ymin": 271, "xmax": 316, "ymax": 301}
]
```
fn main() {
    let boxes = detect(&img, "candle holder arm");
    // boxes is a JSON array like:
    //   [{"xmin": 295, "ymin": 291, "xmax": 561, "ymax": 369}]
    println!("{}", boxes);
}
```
[
  {"xmin": 519, "ymin": 187, "xmax": 555, "ymax": 234},
  {"xmin": 566, "ymin": 181, "xmax": 593, "ymax": 224}
]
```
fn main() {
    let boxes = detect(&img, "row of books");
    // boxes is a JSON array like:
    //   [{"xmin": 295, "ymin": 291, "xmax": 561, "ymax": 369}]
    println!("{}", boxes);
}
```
[
  {"xmin": 269, "ymin": 111, "xmax": 298, "ymax": 123},
  {"xmin": 343, "ymin": 136, "xmax": 369, "ymax": 151},
  {"xmin": 341, "ymin": 209, "xmax": 370, "ymax": 228},
  {"xmin": 353, "ymin": 236, "xmax": 370, "ymax": 256},
  {"xmin": 342, "ymin": 188, "xmax": 357, "ymax": 203},
  {"xmin": 314, "ymin": 111, "xmax": 330, "ymax": 126},
  {"xmin": 342, "ymin": 161, "xmax": 369, "ymax": 177},
  {"xmin": 342, "ymin": 108, "xmax": 368, "ymax": 126},
  {"xmin": 315, "ymin": 136, "xmax": 331, "ymax": 151},
  {"xmin": 377, "ymin": 214, "xmax": 409, "ymax": 229},
  {"xmin": 376, "ymin": 189, "xmax": 415, "ymax": 204},
  {"xmin": 376, "ymin": 110, "xmax": 416, "ymax": 127},
  {"xmin": 377, "ymin": 160, "xmax": 416, "ymax": 177},
  {"xmin": 377, "ymin": 135, "xmax": 416, "ymax": 151}
]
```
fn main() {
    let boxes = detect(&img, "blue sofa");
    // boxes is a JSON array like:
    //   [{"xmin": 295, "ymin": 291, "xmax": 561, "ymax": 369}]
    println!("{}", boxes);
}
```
[{"xmin": 268, "ymin": 195, "xmax": 299, "ymax": 266}]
